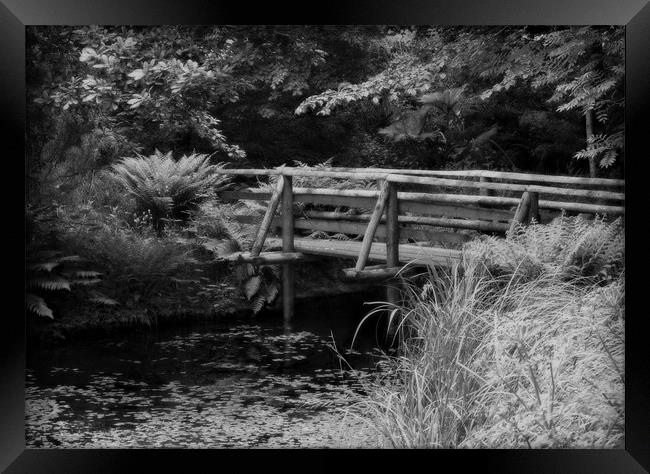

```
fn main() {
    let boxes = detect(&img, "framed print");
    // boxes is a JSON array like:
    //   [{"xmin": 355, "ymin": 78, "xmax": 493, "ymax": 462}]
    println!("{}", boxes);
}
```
[{"xmin": 2, "ymin": 0, "xmax": 649, "ymax": 471}]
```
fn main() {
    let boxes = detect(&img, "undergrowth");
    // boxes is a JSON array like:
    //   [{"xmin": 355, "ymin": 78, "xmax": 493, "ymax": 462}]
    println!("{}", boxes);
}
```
[{"xmin": 352, "ymin": 214, "xmax": 625, "ymax": 448}]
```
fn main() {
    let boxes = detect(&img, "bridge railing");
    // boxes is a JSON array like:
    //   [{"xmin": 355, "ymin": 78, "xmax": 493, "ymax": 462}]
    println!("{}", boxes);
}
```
[{"xmin": 213, "ymin": 166, "xmax": 624, "ymax": 320}]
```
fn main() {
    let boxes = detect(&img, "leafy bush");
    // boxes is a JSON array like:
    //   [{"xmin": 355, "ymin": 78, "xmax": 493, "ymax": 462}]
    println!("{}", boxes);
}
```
[
  {"xmin": 463, "ymin": 214, "xmax": 624, "ymax": 284},
  {"xmin": 110, "ymin": 150, "xmax": 230, "ymax": 230},
  {"xmin": 63, "ymin": 227, "xmax": 198, "ymax": 303}
]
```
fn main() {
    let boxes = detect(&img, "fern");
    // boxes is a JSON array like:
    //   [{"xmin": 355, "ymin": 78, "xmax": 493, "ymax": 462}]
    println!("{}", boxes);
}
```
[
  {"xmin": 29, "ymin": 275, "xmax": 71, "ymax": 291},
  {"xmin": 110, "ymin": 150, "xmax": 230, "ymax": 230},
  {"xmin": 88, "ymin": 290, "xmax": 119, "ymax": 306},
  {"xmin": 251, "ymin": 294, "xmax": 267, "ymax": 314},
  {"xmin": 26, "ymin": 293, "xmax": 54, "ymax": 319},
  {"xmin": 464, "ymin": 214, "xmax": 624, "ymax": 284},
  {"xmin": 26, "ymin": 251, "xmax": 108, "ymax": 318}
]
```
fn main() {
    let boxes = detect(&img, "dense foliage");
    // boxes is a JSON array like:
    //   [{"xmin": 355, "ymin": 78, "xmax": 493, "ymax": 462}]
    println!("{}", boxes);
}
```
[
  {"xmin": 28, "ymin": 26, "xmax": 624, "ymax": 201},
  {"xmin": 25, "ymin": 25, "xmax": 625, "ymax": 321}
]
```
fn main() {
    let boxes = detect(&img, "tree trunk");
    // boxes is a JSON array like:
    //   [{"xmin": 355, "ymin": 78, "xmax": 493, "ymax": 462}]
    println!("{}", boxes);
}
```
[{"xmin": 585, "ymin": 109, "xmax": 597, "ymax": 178}]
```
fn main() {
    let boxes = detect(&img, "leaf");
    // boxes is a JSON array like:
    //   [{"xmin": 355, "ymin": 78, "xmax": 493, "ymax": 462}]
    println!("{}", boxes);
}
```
[
  {"xmin": 29, "ymin": 261, "xmax": 61, "ymax": 272},
  {"xmin": 29, "ymin": 275, "xmax": 71, "ymax": 291},
  {"xmin": 71, "ymin": 270, "xmax": 103, "ymax": 279},
  {"xmin": 127, "ymin": 69, "xmax": 145, "ymax": 80},
  {"xmin": 70, "ymin": 278, "xmax": 102, "ymax": 286},
  {"xmin": 26, "ymin": 293, "xmax": 54, "ymax": 318},
  {"xmin": 265, "ymin": 284, "xmax": 279, "ymax": 304},
  {"xmin": 251, "ymin": 294, "xmax": 267, "ymax": 314},
  {"xmin": 244, "ymin": 275, "xmax": 261, "ymax": 300},
  {"xmin": 79, "ymin": 47, "xmax": 96, "ymax": 62},
  {"xmin": 89, "ymin": 290, "xmax": 119, "ymax": 306}
]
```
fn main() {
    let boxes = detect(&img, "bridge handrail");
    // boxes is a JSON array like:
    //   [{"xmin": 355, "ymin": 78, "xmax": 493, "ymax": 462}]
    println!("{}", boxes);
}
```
[
  {"xmin": 220, "ymin": 187, "xmax": 625, "ymax": 215},
  {"xmin": 212, "ymin": 166, "xmax": 625, "ymax": 188}
]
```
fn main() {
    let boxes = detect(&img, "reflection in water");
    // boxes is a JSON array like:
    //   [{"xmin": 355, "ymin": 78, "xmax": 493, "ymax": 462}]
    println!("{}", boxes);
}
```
[{"xmin": 26, "ymin": 293, "xmax": 388, "ymax": 448}]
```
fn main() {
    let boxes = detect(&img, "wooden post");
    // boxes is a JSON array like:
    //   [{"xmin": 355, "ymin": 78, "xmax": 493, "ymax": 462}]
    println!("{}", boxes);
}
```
[
  {"xmin": 250, "ymin": 176, "xmax": 285, "ymax": 256},
  {"xmin": 508, "ymin": 191, "xmax": 531, "ymax": 236},
  {"xmin": 281, "ymin": 175, "xmax": 294, "ymax": 323},
  {"xmin": 527, "ymin": 192, "xmax": 539, "ymax": 224},
  {"xmin": 385, "ymin": 181, "xmax": 401, "ymax": 337},
  {"xmin": 479, "ymin": 176, "xmax": 494, "ymax": 197},
  {"xmin": 355, "ymin": 180, "xmax": 391, "ymax": 272}
]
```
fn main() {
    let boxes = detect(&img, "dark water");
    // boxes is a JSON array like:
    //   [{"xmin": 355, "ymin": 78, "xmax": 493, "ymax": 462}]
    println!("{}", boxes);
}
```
[{"xmin": 26, "ymin": 293, "xmax": 391, "ymax": 448}]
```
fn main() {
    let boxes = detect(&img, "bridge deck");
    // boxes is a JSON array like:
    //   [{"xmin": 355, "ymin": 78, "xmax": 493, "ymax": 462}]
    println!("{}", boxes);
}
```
[{"xmin": 266, "ymin": 237, "xmax": 461, "ymax": 267}]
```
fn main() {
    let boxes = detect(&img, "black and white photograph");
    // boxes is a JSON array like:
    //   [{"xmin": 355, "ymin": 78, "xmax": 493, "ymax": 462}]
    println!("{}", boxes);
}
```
[{"xmin": 21, "ymin": 22, "xmax": 630, "ymax": 451}]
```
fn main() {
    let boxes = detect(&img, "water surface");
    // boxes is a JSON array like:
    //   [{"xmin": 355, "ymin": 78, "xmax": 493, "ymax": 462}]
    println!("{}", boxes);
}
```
[{"xmin": 26, "ymin": 293, "xmax": 389, "ymax": 448}]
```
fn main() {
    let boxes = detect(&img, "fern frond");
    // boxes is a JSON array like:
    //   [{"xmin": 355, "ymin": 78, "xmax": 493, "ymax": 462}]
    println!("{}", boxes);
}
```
[
  {"xmin": 29, "ymin": 261, "xmax": 61, "ymax": 272},
  {"xmin": 29, "ymin": 275, "xmax": 71, "ymax": 291},
  {"xmin": 26, "ymin": 293, "xmax": 54, "ymax": 318},
  {"xmin": 251, "ymin": 294, "xmax": 267, "ymax": 314},
  {"xmin": 265, "ymin": 283, "xmax": 279, "ymax": 304},
  {"xmin": 88, "ymin": 290, "xmax": 119, "ymax": 306},
  {"xmin": 69, "ymin": 270, "xmax": 103, "ymax": 279}
]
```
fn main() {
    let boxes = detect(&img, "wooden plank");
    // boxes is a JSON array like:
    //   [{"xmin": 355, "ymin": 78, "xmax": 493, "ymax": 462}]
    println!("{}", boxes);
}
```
[
  {"xmin": 266, "ymin": 237, "xmax": 461, "ymax": 266},
  {"xmin": 356, "ymin": 180, "xmax": 391, "ymax": 271},
  {"xmin": 233, "ymin": 214, "xmax": 474, "ymax": 242},
  {"xmin": 342, "ymin": 265, "xmax": 402, "ymax": 280},
  {"xmin": 537, "ymin": 199, "xmax": 624, "ymax": 215},
  {"xmin": 295, "ymin": 218, "xmax": 471, "ymax": 245},
  {"xmin": 213, "ymin": 167, "xmax": 386, "ymax": 180},
  {"xmin": 300, "ymin": 211, "xmax": 510, "ymax": 233},
  {"xmin": 317, "ymin": 167, "xmax": 624, "ymax": 187},
  {"xmin": 213, "ymin": 167, "xmax": 624, "ymax": 187},
  {"xmin": 224, "ymin": 251, "xmax": 308, "ymax": 265},
  {"xmin": 221, "ymin": 189, "xmax": 625, "ymax": 215},
  {"xmin": 282, "ymin": 176, "xmax": 294, "ymax": 322},
  {"xmin": 250, "ymin": 176, "xmax": 285, "ymax": 256},
  {"xmin": 400, "ymin": 201, "xmax": 514, "ymax": 222},
  {"xmin": 386, "ymin": 174, "xmax": 625, "ymax": 201}
]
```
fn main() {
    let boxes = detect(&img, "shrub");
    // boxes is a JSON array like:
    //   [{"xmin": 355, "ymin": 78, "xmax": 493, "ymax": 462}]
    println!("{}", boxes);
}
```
[
  {"xmin": 463, "ymin": 214, "xmax": 624, "ymax": 284},
  {"xmin": 63, "ymin": 227, "xmax": 197, "ymax": 303},
  {"xmin": 110, "ymin": 150, "xmax": 230, "ymax": 230}
]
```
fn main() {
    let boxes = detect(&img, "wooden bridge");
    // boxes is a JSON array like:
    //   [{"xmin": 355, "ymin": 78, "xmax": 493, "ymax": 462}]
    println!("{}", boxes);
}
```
[{"xmin": 214, "ymin": 166, "xmax": 624, "ymax": 322}]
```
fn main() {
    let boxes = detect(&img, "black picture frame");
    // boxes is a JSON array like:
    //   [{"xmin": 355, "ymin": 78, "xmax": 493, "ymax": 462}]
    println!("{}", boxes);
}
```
[{"xmin": 3, "ymin": 0, "xmax": 649, "ymax": 471}]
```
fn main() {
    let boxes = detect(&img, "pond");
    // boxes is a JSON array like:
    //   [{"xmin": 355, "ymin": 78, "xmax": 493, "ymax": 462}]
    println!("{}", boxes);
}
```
[{"xmin": 26, "ymin": 292, "xmax": 392, "ymax": 448}]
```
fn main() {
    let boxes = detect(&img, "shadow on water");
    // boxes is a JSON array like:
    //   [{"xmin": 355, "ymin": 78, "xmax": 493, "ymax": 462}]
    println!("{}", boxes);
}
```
[{"xmin": 26, "ymin": 290, "xmax": 393, "ymax": 448}]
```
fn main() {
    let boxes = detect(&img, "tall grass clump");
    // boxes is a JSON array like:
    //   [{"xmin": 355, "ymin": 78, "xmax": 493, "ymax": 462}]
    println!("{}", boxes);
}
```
[
  {"xmin": 354, "ymin": 214, "xmax": 624, "ymax": 448},
  {"xmin": 354, "ymin": 262, "xmax": 497, "ymax": 448},
  {"xmin": 110, "ymin": 150, "xmax": 230, "ymax": 230}
]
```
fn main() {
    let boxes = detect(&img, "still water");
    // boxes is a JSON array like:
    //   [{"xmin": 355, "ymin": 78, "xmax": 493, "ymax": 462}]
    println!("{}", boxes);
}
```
[{"xmin": 26, "ymin": 293, "xmax": 390, "ymax": 448}]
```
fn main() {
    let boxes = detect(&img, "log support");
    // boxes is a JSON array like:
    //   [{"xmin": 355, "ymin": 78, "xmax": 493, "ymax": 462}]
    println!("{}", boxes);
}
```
[
  {"xmin": 251, "ymin": 176, "xmax": 285, "ymax": 256},
  {"xmin": 282, "ymin": 175, "xmax": 294, "ymax": 324},
  {"xmin": 509, "ymin": 191, "xmax": 532, "ymax": 236},
  {"xmin": 355, "ymin": 180, "xmax": 391, "ymax": 271},
  {"xmin": 385, "ymin": 182, "xmax": 401, "ymax": 337}
]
